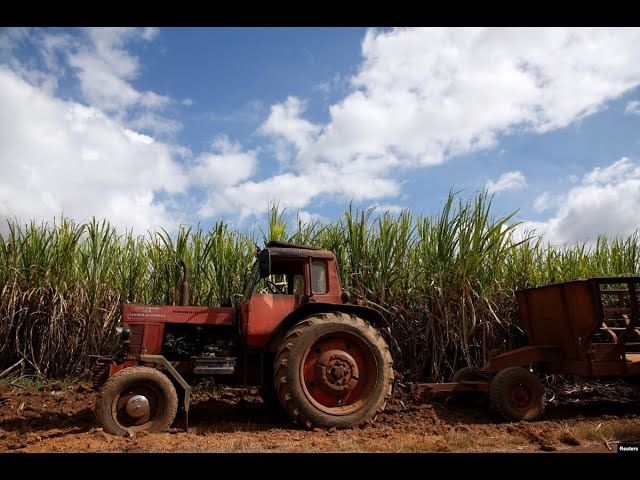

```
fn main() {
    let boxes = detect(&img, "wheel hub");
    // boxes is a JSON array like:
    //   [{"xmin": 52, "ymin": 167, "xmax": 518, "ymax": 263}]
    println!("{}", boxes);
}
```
[
  {"xmin": 316, "ymin": 350, "xmax": 359, "ymax": 392},
  {"xmin": 510, "ymin": 384, "xmax": 533, "ymax": 409},
  {"xmin": 125, "ymin": 394, "xmax": 150, "ymax": 418}
]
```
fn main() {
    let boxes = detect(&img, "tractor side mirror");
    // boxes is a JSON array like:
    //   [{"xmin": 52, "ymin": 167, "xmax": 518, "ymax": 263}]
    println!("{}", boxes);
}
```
[{"xmin": 258, "ymin": 249, "xmax": 271, "ymax": 278}]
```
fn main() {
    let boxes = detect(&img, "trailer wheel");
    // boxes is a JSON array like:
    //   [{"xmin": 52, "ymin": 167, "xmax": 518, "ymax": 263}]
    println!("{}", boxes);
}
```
[
  {"xmin": 449, "ymin": 367, "xmax": 487, "ymax": 406},
  {"xmin": 452, "ymin": 367, "xmax": 480, "ymax": 382},
  {"xmin": 96, "ymin": 366, "xmax": 178, "ymax": 436},
  {"xmin": 274, "ymin": 312, "xmax": 394, "ymax": 429},
  {"xmin": 490, "ymin": 367, "xmax": 544, "ymax": 422}
]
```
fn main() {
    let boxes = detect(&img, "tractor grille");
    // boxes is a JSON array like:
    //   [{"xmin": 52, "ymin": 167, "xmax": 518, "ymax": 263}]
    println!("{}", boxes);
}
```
[{"xmin": 91, "ymin": 357, "xmax": 114, "ymax": 389}]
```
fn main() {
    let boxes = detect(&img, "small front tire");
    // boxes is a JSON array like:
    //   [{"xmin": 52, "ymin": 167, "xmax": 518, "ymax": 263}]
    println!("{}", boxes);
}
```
[{"xmin": 96, "ymin": 366, "xmax": 178, "ymax": 436}]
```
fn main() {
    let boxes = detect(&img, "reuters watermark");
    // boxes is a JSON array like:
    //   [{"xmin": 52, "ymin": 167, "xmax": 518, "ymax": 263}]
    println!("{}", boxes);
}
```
[{"xmin": 618, "ymin": 443, "xmax": 640, "ymax": 454}]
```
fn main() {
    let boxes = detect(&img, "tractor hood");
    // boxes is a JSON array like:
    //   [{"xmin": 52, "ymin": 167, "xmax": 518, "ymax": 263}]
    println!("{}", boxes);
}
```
[{"xmin": 123, "ymin": 304, "xmax": 235, "ymax": 326}]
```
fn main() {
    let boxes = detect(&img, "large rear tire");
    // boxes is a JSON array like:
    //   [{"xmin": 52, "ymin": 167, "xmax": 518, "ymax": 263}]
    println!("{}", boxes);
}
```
[
  {"xmin": 274, "ymin": 312, "xmax": 394, "ymax": 429},
  {"xmin": 489, "ymin": 367, "xmax": 544, "ymax": 422},
  {"xmin": 96, "ymin": 366, "xmax": 178, "ymax": 436}
]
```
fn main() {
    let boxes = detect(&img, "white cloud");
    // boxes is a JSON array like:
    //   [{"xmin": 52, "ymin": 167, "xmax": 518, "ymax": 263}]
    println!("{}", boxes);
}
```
[
  {"xmin": 532, "ymin": 191, "xmax": 558, "ymax": 213},
  {"xmin": 258, "ymin": 97, "xmax": 320, "ymax": 164},
  {"xmin": 127, "ymin": 112, "xmax": 182, "ymax": 137},
  {"xmin": 190, "ymin": 136, "xmax": 257, "ymax": 189},
  {"xmin": 259, "ymin": 97, "xmax": 319, "ymax": 149},
  {"xmin": 309, "ymin": 27, "xmax": 640, "ymax": 167},
  {"xmin": 626, "ymin": 100, "xmax": 640, "ymax": 115},
  {"xmin": 198, "ymin": 173, "xmax": 318, "ymax": 220},
  {"xmin": 4, "ymin": 27, "xmax": 640, "ymax": 234},
  {"xmin": 486, "ymin": 171, "xmax": 527, "ymax": 194},
  {"xmin": 520, "ymin": 157, "xmax": 640, "ymax": 245},
  {"xmin": 198, "ymin": 169, "xmax": 399, "ymax": 221},
  {"xmin": 583, "ymin": 156, "xmax": 640, "ymax": 184},
  {"xmin": 312, "ymin": 82, "xmax": 330, "ymax": 94},
  {"xmin": 369, "ymin": 203, "xmax": 406, "ymax": 214},
  {"xmin": 0, "ymin": 28, "xmax": 29, "ymax": 57},
  {"xmin": 0, "ymin": 67, "xmax": 187, "ymax": 233},
  {"xmin": 67, "ymin": 28, "xmax": 171, "ymax": 114},
  {"xmin": 220, "ymin": 27, "xmax": 640, "ymax": 221},
  {"xmin": 297, "ymin": 210, "xmax": 329, "ymax": 226},
  {"xmin": 4, "ymin": 27, "xmax": 177, "ymax": 133}
]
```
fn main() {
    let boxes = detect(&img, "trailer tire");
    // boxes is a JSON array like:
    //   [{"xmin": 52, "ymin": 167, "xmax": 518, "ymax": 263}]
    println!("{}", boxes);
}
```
[
  {"xmin": 274, "ymin": 312, "xmax": 393, "ymax": 429},
  {"xmin": 96, "ymin": 366, "xmax": 178, "ymax": 436},
  {"xmin": 490, "ymin": 367, "xmax": 544, "ymax": 422},
  {"xmin": 449, "ymin": 367, "xmax": 487, "ymax": 406}
]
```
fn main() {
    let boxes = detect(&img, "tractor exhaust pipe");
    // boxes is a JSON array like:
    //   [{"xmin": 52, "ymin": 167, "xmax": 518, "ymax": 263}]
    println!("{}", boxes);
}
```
[{"xmin": 179, "ymin": 259, "xmax": 189, "ymax": 306}]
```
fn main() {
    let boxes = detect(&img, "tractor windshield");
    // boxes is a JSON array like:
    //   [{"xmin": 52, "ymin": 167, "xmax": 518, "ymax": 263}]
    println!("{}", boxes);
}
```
[{"xmin": 243, "ymin": 259, "xmax": 261, "ymax": 301}]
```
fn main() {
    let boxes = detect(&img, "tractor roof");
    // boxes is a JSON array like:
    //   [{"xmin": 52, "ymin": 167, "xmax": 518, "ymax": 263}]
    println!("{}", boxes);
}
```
[{"xmin": 265, "ymin": 241, "xmax": 335, "ymax": 259}]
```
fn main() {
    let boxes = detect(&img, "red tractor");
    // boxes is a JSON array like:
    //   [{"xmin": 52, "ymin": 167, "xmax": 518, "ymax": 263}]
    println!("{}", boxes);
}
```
[{"xmin": 92, "ymin": 241, "xmax": 394, "ymax": 436}]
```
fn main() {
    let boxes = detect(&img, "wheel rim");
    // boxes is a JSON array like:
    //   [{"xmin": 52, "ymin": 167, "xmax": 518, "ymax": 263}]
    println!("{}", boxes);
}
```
[
  {"xmin": 300, "ymin": 331, "xmax": 378, "ymax": 415},
  {"xmin": 111, "ymin": 381, "xmax": 165, "ymax": 431},
  {"xmin": 507, "ymin": 382, "xmax": 534, "ymax": 412}
]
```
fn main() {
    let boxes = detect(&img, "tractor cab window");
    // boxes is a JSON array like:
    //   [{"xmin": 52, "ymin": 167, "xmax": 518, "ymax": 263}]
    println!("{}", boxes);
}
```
[
  {"xmin": 310, "ymin": 259, "xmax": 327, "ymax": 294},
  {"xmin": 253, "ymin": 258, "xmax": 305, "ymax": 296}
]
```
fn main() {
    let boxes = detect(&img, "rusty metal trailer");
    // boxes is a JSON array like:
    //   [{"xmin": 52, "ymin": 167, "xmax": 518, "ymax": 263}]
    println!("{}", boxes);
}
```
[{"xmin": 412, "ymin": 277, "xmax": 640, "ymax": 421}]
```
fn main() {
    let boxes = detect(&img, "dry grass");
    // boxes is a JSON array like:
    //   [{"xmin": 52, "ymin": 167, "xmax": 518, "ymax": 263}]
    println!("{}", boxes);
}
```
[{"xmin": 560, "ymin": 419, "xmax": 640, "ymax": 443}]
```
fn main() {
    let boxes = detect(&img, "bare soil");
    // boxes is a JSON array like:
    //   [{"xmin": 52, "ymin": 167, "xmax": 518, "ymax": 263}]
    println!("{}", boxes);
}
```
[{"xmin": 0, "ymin": 378, "xmax": 638, "ymax": 453}]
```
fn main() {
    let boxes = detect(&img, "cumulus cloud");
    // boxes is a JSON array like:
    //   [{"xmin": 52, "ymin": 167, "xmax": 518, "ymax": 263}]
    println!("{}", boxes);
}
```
[
  {"xmin": 3, "ymin": 27, "xmax": 178, "ymax": 137},
  {"xmin": 127, "ymin": 112, "xmax": 182, "ymax": 137},
  {"xmin": 67, "ymin": 28, "xmax": 170, "ymax": 114},
  {"xmin": 258, "ymin": 96, "xmax": 320, "ymax": 164},
  {"xmin": 626, "ymin": 100, "xmax": 640, "ymax": 115},
  {"xmin": 315, "ymin": 27, "xmax": 640, "ymax": 165},
  {"xmin": 259, "ymin": 97, "xmax": 319, "ymax": 149},
  {"xmin": 520, "ymin": 157, "xmax": 640, "ymax": 245},
  {"xmin": 297, "ymin": 210, "xmax": 329, "ymax": 226},
  {"xmin": 532, "ymin": 192, "xmax": 558, "ymax": 213},
  {"xmin": 3, "ymin": 27, "xmax": 640, "ymax": 236},
  {"xmin": 198, "ymin": 169, "xmax": 399, "ymax": 221},
  {"xmin": 0, "ymin": 67, "xmax": 187, "ymax": 233},
  {"xmin": 218, "ymin": 27, "xmax": 640, "ymax": 221},
  {"xmin": 486, "ymin": 171, "xmax": 527, "ymax": 194},
  {"xmin": 190, "ymin": 136, "xmax": 257, "ymax": 189},
  {"xmin": 369, "ymin": 203, "xmax": 406, "ymax": 215}
]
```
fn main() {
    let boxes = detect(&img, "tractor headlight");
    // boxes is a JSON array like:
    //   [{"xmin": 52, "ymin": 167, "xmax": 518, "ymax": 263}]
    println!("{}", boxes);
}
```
[{"xmin": 115, "ymin": 326, "xmax": 131, "ymax": 340}]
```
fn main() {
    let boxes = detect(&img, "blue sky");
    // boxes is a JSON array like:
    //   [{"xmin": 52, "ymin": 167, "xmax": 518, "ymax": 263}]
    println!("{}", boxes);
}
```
[{"xmin": 1, "ymin": 27, "xmax": 640, "ymax": 245}]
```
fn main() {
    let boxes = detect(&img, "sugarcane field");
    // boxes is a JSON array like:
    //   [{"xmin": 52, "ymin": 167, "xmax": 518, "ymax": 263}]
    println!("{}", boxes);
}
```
[
  {"xmin": 1, "ymin": 197, "xmax": 639, "ymax": 452},
  {"xmin": 2, "ymin": 27, "xmax": 640, "ymax": 454}
]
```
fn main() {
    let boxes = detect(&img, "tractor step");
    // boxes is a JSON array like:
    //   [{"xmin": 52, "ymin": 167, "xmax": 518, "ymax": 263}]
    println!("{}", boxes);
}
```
[{"xmin": 193, "ymin": 356, "xmax": 236, "ymax": 375}]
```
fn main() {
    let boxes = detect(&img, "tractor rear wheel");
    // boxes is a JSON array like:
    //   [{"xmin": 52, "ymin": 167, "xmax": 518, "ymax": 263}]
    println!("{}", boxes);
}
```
[
  {"xmin": 96, "ymin": 366, "xmax": 178, "ymax": 436},
  {"xmin": 274, "ymin": 312, "xmax": 393, "ymax": 429},
  {"xmin": 489, "ymin": 367, "xmax": 544, "ymax": 422}
]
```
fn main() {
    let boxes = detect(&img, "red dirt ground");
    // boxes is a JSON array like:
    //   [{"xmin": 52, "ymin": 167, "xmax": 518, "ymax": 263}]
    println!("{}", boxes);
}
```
[{"xmin": 0, "ymin": 379, "xmax": 638, "ymax": 453}]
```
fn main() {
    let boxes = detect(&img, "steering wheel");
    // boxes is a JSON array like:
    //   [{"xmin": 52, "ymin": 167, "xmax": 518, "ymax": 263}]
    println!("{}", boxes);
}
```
[{"xmin": 266, "ymin": 279, "xmax": 286, "ymax": 294}]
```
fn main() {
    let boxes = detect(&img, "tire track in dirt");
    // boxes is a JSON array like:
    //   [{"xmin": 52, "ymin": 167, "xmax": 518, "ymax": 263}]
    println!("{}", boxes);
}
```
[{"xmin": 1, "ymin": 380, "xmax": 638, "ymax": 453}]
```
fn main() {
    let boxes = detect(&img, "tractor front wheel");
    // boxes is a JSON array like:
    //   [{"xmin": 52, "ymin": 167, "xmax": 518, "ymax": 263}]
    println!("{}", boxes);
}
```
[
  {"xmin": 96, "ymin": 366, "xmax": 178, "ymax": 436},
  {"xmin": 274, "ymin": 312, "xmax": 394, "ymax": 429}
]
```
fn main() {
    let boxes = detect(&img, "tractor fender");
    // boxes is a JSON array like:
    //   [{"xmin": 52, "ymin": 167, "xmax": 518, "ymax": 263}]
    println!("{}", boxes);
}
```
[{"xmin": 265, "ymin": 302, "xmax": 390, "ymax": 353}]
